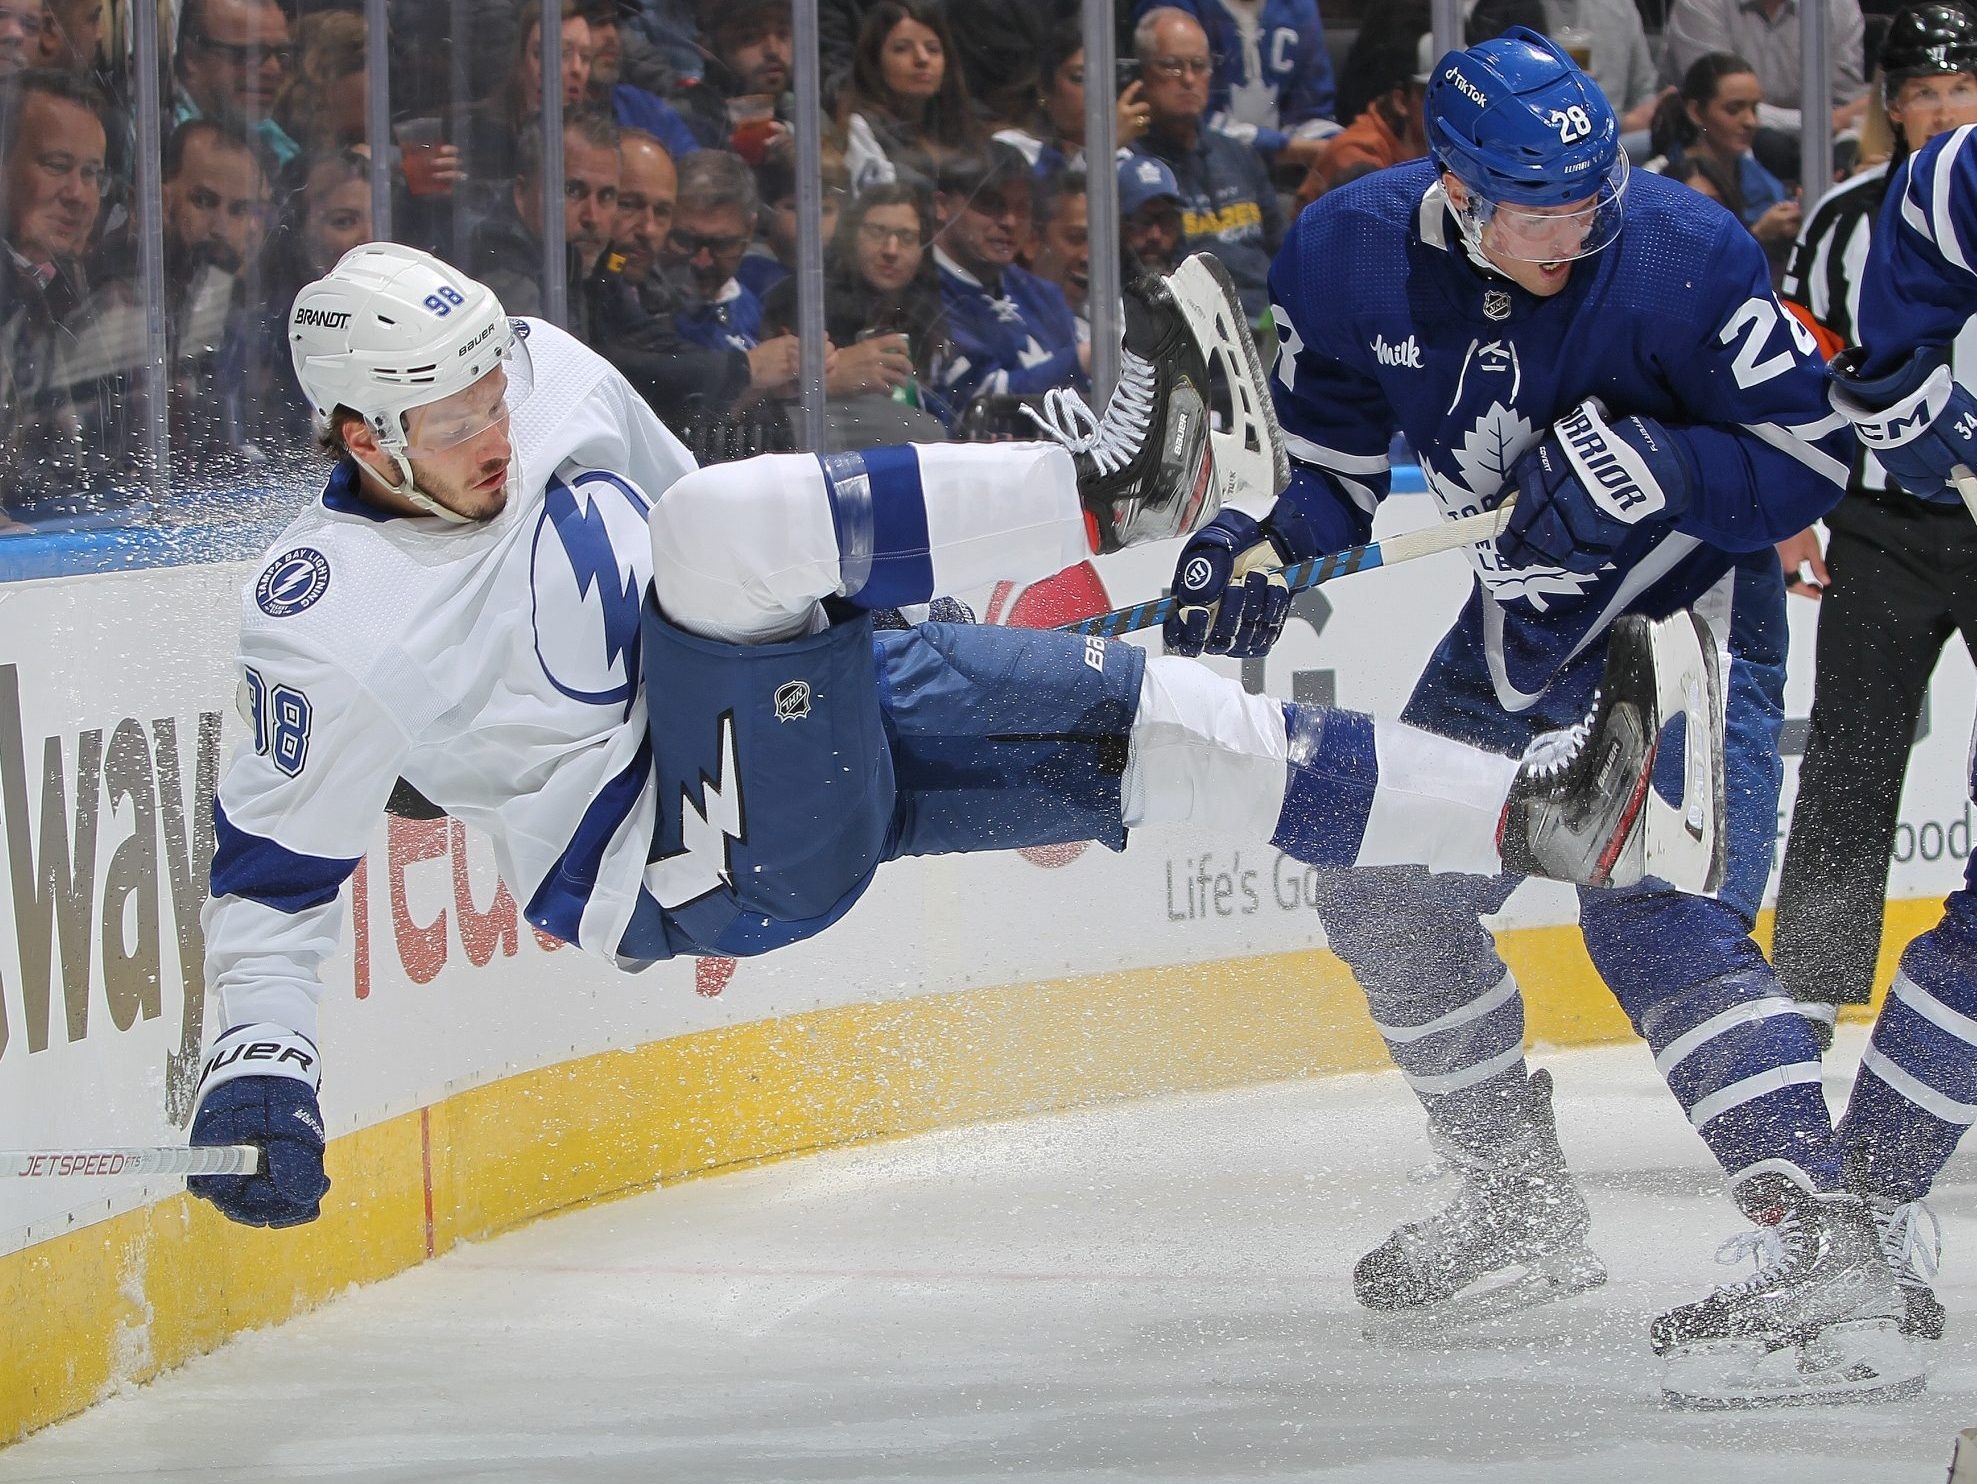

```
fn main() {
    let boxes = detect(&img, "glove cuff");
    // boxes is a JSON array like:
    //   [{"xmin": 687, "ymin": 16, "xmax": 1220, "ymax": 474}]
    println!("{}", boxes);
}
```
[
  {"xmin": 1552, "ymin": 401, "xmax": 1683, "ymax": 523},
  {"xmin": 194, "ymin": 1022, "xmax": 322, "ymax": 1113},
  {"xmin": 1829, "ymin": 346, "xmax": 1955, "ymax": 450}
]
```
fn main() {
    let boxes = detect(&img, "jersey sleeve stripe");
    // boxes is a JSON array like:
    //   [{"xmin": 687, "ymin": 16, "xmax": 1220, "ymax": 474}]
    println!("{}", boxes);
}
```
[
  {"xmin": 1741, "ymin": 421, "xmax": 1851, "ymax": 486},
  {"xmin": 1283, "ymin": 430, "xmax": 1391, "ymax": 474},
  {"xmin": 210, "ymin": 797, "xmax": 361, "ymax": 914},
  {"xmin": 1932, "ymin": 128, "xmax": 1973, "ymax": 274},
  {"xmin": 523, "ymin": 736, "xmax": 654, "ymax": 946}
]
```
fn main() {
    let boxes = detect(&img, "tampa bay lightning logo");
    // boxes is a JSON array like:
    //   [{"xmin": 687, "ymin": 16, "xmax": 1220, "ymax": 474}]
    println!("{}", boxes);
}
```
[
  {"xmin": 529, "ymin": 472, "xmax": 652, "ymax": 708},
  {"xmin": 255, "ymin": 548, "xmax": 331, "ymax": 617}
]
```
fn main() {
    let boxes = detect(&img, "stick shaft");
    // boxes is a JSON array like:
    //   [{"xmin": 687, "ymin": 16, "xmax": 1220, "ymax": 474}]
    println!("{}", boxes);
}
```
[
  {"xmin": 1952, "ymin": 465, "xmax": 1977, "ymax": 525},
  {"xmin": 3, "ymin": 1146, "xmax": 262, "ymax": 1178},
  {"xmin": 1059, "ymin": 502, "xmax": 1513, "ymax": 639}
]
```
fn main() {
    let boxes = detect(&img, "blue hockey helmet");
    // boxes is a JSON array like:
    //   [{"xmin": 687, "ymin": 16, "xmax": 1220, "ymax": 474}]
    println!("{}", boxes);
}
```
[{"xmin": 1424, "ymin": 26, "xmax": 1627, "ymax": 261}]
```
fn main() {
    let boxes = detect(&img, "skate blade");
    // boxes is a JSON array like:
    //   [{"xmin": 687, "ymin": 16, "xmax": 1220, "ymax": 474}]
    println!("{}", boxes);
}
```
[
  {"xmin": 1361, "ymin": 1244, "xmax": 1608, "ymax": 1346},
  {"xmin": 1641, "ymin": 610, "xmax": 1726, "ymax": 897},
  {"xmin": 1166, "ymin": 254, "xmax": 1289, "ymax": 511},
  {"xmin": 1659, "ymin": 1318, "xmax": 1926, "ymax": 1410}
]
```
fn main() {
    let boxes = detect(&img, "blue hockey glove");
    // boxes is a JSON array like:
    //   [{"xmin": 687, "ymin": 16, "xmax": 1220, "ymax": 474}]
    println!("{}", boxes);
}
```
[
  {"xmin": 1164, "ymin": 508, "xmax": 1294, "ymax": 657},
  {"xmin": 1828, "ymin": 346, "xmax": 1977, "ymax": 506},
  {"xmin": 1499, "ymin": 400, "xmax": 1693, "ymax": 573},
  {"xmin": 187, "ymin": 1024, "xmax": 329, "ymax": 1228}
]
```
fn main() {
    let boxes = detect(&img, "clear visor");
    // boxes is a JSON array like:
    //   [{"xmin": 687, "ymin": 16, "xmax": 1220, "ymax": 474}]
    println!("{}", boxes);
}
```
[
  {"xmin": 397, "ymin": 334, "xmax": 535, "ymax": 459},
  {"xmin": 1460, "ymin": 154, "xmax": 1629, "ymax": 264}
]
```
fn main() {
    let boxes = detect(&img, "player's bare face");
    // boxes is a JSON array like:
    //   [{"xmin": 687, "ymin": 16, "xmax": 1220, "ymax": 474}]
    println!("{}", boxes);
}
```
[
  {"xmin": 1445, "ymin": 175, "xmax": 1591, "ymax": 296},
  {"xmin": 1890, "ymin": 71, "xmax": 1977, "ymax": 150},
  {"xmin": 402, "ymin": 368, "xmax": 514, "ymax": 519}
]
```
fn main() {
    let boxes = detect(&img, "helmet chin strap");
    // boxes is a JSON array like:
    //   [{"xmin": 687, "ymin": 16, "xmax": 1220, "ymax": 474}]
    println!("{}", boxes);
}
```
[
  {"xmin": 1448, "ymin": 197, "xmax": 1521, "ymax": 283},
  {"xmin": 352, "ymin": 437, "xmax": 480, "ymax": 524}
]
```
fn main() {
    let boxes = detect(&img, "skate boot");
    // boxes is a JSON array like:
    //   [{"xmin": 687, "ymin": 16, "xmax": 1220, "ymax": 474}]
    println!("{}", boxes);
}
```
[
  {"xmin": 1652, "ymin": 1167, "xmax": 1919, "ymax": 1408},
  {"xmin": 1026, "ymin": 254, "xmax": 1285, "ymax": 553},
  {"xmin": 1355, "ymin": 1070, "xmax": 1607, "ymax": 1320},
  {"xmin": 1869, "ymin": 1196, "xmax": 1945, "ymax": 1341},
  {"xmin": 1498, "ymin": 610, "xmax": 1727, "ymax": 896}
]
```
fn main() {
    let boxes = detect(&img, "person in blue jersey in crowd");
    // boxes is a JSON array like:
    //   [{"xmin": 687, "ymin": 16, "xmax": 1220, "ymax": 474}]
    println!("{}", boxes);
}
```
[
  {"xmin": 1162, "ymin": 27, "xmax": 1908, "ymax": 1407},
  {"xmin": 1819, "ymin": 105, "xmax": 1977, "ymax": 1386},
  {"xmin": 1129, "ymin": 0, "xmax": 1335, "ymax": 177},
  {"xmin": 929, "ymin": 143, "xmax": 1087, "ymax": 417},
  {"xmin": 182, "ymin": 245, "xmax": 1713, "ymax": 1281}
]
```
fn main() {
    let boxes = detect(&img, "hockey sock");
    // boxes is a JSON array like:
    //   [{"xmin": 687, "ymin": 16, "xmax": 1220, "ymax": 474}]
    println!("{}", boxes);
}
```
[{"xmin": 1835, "ymin": 895, "xmax": 1977, "ymax": 1203}]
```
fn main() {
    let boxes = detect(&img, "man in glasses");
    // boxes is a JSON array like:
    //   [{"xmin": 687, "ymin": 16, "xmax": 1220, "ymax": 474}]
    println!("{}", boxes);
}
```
[
  {"xmin": 930, "ymin": 144, "xmax": 1085, "ymax": 420},
  {"xmin": 172, "ymin": 0, "xmax": 299, "ymax": 168},
  {"xmin": 658, "ymin": 148, "xmax": 801, "ymax": 396},
  {"xmin": 1125, "ymin": 6, "xmax": 1282, "ymax": 323},
  {"xmin": 1163, "ymin": 28, "xmax": 1888, "ymax": 1408}
]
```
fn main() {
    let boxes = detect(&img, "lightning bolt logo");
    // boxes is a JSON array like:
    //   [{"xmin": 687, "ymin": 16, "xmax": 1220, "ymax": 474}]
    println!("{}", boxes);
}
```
[
  {"xmin": 646, "ymin": 711, "xmax": 746, "ymax": 909},
  {"xmin": 531, "ymin": 473, "xmax": 651, "ymax": 708}
]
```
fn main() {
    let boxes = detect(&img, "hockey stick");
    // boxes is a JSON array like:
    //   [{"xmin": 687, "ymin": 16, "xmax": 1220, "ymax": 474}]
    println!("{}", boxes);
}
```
[
  {"xmin": 4, "ymin": 1145, "xmax": 262, "ymax": 1178},
  {"xmin": 1058, "ymin": 499, "xmax": 1517, "ymax": 639},
  {"xmin": 1953, "ymin": 464, "xmax": 1977, "ymax": 524}
]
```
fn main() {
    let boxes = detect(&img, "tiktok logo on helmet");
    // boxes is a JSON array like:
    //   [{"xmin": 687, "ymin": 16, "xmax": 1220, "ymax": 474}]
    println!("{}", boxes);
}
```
[{"xmin": 530, "ymin": 471, "xmax": 653, "ymax": 710}]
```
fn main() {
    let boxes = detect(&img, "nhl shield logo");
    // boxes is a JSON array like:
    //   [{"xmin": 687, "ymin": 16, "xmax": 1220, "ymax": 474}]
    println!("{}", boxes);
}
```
[
  {"xmin": 773, "ymin": 680, "xmax": 811, "ymax": 722},
  {"xmin": 1483, "ymin": 288, "xmax": 1512, "ymax": 322}
]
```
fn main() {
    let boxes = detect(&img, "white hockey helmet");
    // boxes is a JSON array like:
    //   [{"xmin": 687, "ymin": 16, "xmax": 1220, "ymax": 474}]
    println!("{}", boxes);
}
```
[{"xmin": 290, "ymin": 242, "xmax": 528, "ymax": 517}]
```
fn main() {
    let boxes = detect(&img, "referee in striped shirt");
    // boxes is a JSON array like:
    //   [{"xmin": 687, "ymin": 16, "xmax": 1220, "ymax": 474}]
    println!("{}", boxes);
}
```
[{"xmin": 1775, "ymin": 1, "xmax": 1977, "ymax": 1047}]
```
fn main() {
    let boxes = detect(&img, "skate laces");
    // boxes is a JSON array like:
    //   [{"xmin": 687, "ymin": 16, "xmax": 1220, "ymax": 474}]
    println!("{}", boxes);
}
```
[
  {"xmin": 1520, "ymin": 692, "xmax": 1599, "ymax": 780},
  {"xmin": 1024, "ymin": 352, "xmax": 1157, "ymax": 476},
  {"xmin": 1714, "ymin": 1216, "xmax": 1798, "ymax": 1291},
  {"xmin": 1873, "ymin": 1200, "xmax": 1942, "ymax": 1287}
]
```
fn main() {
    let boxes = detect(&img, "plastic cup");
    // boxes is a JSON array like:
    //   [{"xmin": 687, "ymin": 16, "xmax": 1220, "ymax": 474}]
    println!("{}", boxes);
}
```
[{"xmin": 394, "ymin": 117, "xmax": 449, "ymax": 198}]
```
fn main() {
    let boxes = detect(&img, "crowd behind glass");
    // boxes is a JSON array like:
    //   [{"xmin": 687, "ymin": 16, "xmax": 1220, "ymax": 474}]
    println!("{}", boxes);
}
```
[{"xmin": 0, "ymin": 0, "xmax": 1897, "ymax": 538}]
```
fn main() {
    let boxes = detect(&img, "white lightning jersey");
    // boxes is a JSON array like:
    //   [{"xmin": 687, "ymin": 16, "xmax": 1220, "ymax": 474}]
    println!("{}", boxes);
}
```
[{"xmin": 204, "ymin": 320, "xmax": 695, "ymax": 1047}]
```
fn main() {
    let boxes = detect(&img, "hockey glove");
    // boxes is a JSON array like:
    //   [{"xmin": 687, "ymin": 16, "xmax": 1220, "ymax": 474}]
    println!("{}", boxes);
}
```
[
  {"xmin": 1828, "ymin": 345, "xmax": 1977, "ymax": 506},
  {"xmin": 187, "ymin": 1024, "xmax": 330, "ymax": 1228},
  {"xmin": 1499, "ymin": 400, "xmax": 1693, "ymax": 573},
  {"xmin": 1164, "ymin": 509, "xmax": 1295, "ymax": 657}
]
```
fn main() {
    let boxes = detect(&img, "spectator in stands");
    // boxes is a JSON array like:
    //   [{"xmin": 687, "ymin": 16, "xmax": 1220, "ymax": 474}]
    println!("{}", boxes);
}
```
[
  {"xmin": 470, "ymin": 107, "xmax": 620, "ymax": 340},
  {"xmin": 1128, "ymin": 6, "xmax": 1283, "ymax": 323},
  {"xmin": 661, "ymin": 148, "xmax": 798, "ymax": 375},
  {"xmin": 0, "ymin": 68, "xmax": 109, "ymax": 522},
  {"xmin": 672, "ymin": 0, "xmax": 793, "ymax": 156},
  {"xmin": 929, "ymin": 144, "xmax": 1086, "ymax": 415},
  {"xmin": 1026, "ymin": 168, "xmax": 1089, "ymax": 334},
  {"xmin": 1297, "ymin": 25, "xmax": 1430, "ymax": 209},
  {"xmin": 245, "ymin": 144, "xmax": 372, "ymax": 438},
  {"xmin": 947, "ymin": 0, "xmax": 1054, "ymax": 135},
  {"xmin": 818, "ymin": 0, "xmax": 876, "ymax": 109},
  {"xmin": 461, "ymin": 0, "xmax": 591, "ymax": 198},
  {"xmin": 1649, "ymin": 52, "xmax": 1803, "ymax": 267},
  {"xmin": 838, "ymin": 0, "xmax": 982, "ymax": 195},
  {"xmin": 586, "ymin": 128, "xmax": 764, "ymax": 435},
  {"xmin": 1546, "ymin": 0, "xmax": 1667, "ymax": 133},
  {"xmin": 1118, "ymin": 151, "xmax": 1186, "ymax": 274},
  {"xmin": 0, "ymin": 0, "xmax": 40, "ymax": 76},
  {"xmin": 1129, "ymin": 0, "xmax": 1336, "ymax": 176},
  {"xmin": 1660, "ymin": 148, "xmax": 1740, "ymax": 208},
  {"xmin": 994, "ymin": 19, "xmax": 1152, "ymax": 176},
  {"xmin": 583, "ymin": 0, "xmax": 700, "ymax": 160},
  {"xmin": 1662, "ymin": 0, "xmax": 1869, "ymax": 182},
  {"xmin": 743, "ymin": 150, "xmax": 849, "ymax": 300},
  {"xmin": 35, "ymin": 0, "xmax": 102, "ymax": 70},
  {"xmin": 276, "ymin": 10, "xmax": 366, "ymax": 159},
  {"xmin": 173, "ymin": 0, "xmax": 301, "ymax": 169},
  {"xmin": 761, "ymin": 180, "xmax": 950, "ymax": 446}
]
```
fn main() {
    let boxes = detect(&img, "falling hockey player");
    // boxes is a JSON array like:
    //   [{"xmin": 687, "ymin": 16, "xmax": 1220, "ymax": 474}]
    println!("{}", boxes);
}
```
[
  {"xmin": 187, "ymin": 241, "xmax": 1722, "ymax": 1271},
  {"xmin": 1157, "ymin": 28, "xmax": 1915, "ymax": 1406}
]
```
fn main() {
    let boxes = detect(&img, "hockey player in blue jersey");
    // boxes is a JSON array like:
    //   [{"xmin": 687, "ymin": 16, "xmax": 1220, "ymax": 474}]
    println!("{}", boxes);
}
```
[
  {"xmin": 1162, "ymin": 28, "xmax": 1912, "ymax": 1405},
  {"xmin": 1808, "ymin": 117, "xmax": 1977, "ymax": 1377},
  {"xmin": 184, "ymin": 243, "xmax": 1723, "ymax": 1268}
]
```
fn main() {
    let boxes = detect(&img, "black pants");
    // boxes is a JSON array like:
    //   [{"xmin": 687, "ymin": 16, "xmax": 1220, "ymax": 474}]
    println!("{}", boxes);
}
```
[{"xmin": 1774, "ymin": 492, "xmax": 1977, "ymax": 1008}]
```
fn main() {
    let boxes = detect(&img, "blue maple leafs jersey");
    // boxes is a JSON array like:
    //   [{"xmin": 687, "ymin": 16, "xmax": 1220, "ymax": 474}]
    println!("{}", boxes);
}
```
[
  {"xmin": 1130, "ymin": 0, "xmax": 1335, "ymax": 153},
  {"xmin": 1855, "ymin": 123, "xmax": 1977, "ymax": 377},
  {"xmin": 932, "ymin": 250, "xmax": 1085, "ymax": 412},
  {"xmin": 1267, "ymin": 160, "xmax": 1853, "ymax": 707}
]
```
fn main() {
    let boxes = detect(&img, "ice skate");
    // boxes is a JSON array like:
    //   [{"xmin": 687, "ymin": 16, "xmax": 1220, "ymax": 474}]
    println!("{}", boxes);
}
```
[
  {"xmin": 1027, "ymin": 254, "xmax": 1285, "ymax": 554},
  {"xmin": 1870, "ymin": 1195, "xmax": 1945, "ymax": 1341},
  {"xmin": 1498, "ymin": 610, "xmax": 1727, "ymax": 896},
  {"xmin": 1355, "ymin": 1070, "xmax": 1607, "ymax": 1330},
  {"xmin": 1653, "ymin": 1167, "xmax": 1920, "ymax": 1408}
]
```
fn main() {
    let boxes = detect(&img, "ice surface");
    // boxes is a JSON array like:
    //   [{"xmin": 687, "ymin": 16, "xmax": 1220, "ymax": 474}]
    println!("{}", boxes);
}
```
[{"xmin": 1, "ymin": 1026, "xmax": 1969, "ymax": 1482}]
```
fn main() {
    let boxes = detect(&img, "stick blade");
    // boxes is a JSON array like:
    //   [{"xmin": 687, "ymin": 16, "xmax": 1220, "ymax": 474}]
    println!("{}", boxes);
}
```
[
  {"xmin": 1165, "ymin": 254, "xmax": 1288, "ymax": 510},
  {"xmin": 1641, "ymin": 610, "xmax": 1727, "ymax": 897}
]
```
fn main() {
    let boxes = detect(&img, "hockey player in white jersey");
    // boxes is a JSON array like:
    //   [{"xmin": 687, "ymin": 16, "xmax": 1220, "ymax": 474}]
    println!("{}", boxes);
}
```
[{"xmin": 186, "ymin": 243, "xmax": 1724, "ymax": 1252}]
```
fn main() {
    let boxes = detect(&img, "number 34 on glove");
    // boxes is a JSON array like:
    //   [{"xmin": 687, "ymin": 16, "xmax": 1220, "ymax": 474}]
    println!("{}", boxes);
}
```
[{"xmin": 1498, "ymin": 398, "xmax": 1694, "ymax": 573}]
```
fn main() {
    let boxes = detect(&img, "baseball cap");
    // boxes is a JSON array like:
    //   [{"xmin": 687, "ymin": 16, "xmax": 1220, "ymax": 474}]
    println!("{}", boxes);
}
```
[{"xmin": 1119, "ymin": 154, "xmax": 1183, "ymax": 215}]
